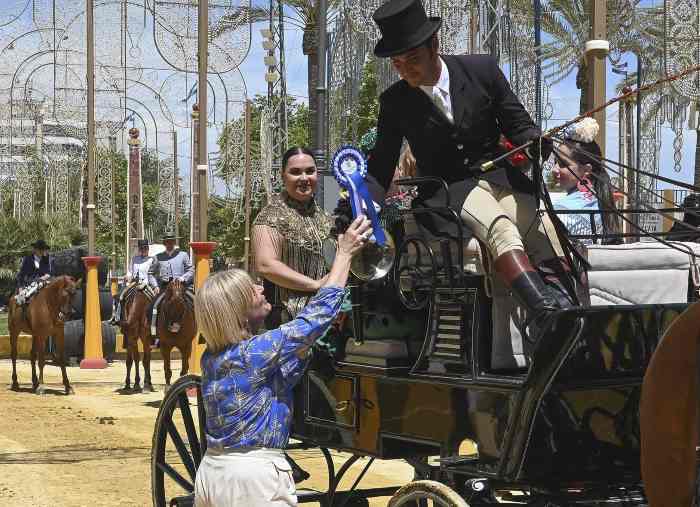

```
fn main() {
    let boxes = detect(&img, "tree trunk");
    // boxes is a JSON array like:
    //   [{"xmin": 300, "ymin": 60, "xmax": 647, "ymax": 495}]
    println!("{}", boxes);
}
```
[
  {"xmin": 576, "ymin": 63, "xmax": 590, "ymax": 115},
  {"xmin": 303, "ymin": 22, "xmax": 318, "ymax": 147}
]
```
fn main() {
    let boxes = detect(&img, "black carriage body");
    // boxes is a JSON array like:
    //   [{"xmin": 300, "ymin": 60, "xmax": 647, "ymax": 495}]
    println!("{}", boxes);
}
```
[{"xmin": 292, "ymin": 302, "xmax": 685, "ymax": 490}]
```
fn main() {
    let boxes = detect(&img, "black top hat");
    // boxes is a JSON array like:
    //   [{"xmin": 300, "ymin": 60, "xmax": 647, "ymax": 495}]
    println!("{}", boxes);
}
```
[
  {"xmin": 31, "ymin": 239, "xmax": 49, "ymax": 250},
  {"xmin": 162, "ymin": 232, "xmax": 177, "ymax": 241},
  {"xmin": 137, "ymin": 239, "xmax": 150, "ymax": 248},
  {"xmin": 373, "ymin": 0, "xmax": 442, "ymax": 58}
]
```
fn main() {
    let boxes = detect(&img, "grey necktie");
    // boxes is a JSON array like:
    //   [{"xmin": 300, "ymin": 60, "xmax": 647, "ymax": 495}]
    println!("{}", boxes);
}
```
[{"xmin": 433, "ymin": 88, "xmax": 453, "ymax": 123}]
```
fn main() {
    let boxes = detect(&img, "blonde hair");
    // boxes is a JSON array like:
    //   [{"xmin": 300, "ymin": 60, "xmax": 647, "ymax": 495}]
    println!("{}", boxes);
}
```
[{"xmin": 194, "ymin": 269, "xmax": 255, "ymax": 353}]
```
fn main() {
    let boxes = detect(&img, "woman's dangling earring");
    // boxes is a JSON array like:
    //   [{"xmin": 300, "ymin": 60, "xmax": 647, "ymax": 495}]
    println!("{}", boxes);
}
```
[{"xmin": 577, "ymin": 176, "xmax": 593, "ymax": 200}]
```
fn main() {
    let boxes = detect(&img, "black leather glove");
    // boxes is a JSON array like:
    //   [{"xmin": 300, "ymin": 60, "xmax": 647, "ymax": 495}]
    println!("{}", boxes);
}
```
[
  {"xmin": 525, "ymin": 136, "xmax": 553, "ymax": 163},
  {"xmin": 331, "ymin": 198, "xmax": 353, "ymax": 237}
]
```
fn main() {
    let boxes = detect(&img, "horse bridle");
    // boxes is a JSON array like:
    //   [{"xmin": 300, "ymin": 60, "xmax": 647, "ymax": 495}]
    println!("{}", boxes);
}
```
[
  {"xmin": 58, "ymin": 278, "xmax": 79, "ymax": 322},
  {"xmin": 162, "ymin": 281, "xmax": 192, "ymax": 325}
]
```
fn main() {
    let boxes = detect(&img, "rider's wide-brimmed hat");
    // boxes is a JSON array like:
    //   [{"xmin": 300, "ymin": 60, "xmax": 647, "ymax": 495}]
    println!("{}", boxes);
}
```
[
  {"xmin": 31, "ymin": 239, "xmax": 49, "ymax": 250},
  {"xmin": 162, "ymin": 232, "xmax": 177, "ymax": 242},
  {"xmin": 373, "ymin": 0, "xmax": 442, "ymax": 58}
]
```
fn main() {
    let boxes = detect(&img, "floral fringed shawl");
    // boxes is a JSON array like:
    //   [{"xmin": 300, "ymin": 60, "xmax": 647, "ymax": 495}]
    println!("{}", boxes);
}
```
[{"xmin": 252, "ymin": 191, "xmax": 333, "ymax": 319}]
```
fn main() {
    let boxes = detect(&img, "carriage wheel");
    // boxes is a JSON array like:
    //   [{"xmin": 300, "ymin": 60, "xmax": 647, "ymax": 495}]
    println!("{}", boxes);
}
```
[
  {"xmin": 395, "ymin": 236, "xmax": 437, "ymax": 310},
  {"xmin": 151, "ymin": 374, "xmax": 206, "ymax": 507},
  {"xmin": 388, "ymin": 480, "xmax": 469, "ymax": 506}
]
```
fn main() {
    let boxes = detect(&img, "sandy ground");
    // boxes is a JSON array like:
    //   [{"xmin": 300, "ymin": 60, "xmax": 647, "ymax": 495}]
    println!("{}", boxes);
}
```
[{"xmin": 0, "ymin": 359, "xmax": 412, "ymax": 507}]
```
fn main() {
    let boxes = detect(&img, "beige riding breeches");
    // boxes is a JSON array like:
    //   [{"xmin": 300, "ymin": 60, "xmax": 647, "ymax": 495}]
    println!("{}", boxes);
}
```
[{"xmin": 460, "ymin": 180, "xmax": 563, "ymax": 263}]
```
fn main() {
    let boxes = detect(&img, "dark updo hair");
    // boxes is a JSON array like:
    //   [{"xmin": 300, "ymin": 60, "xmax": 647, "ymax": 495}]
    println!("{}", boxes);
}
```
[
  {"xmin": 561, "ymin": 138, "xmax": 621, "ymax": 240},
  {"xmin": 281, "ymin": 146, "xmax": 316, "ymax": 172}
]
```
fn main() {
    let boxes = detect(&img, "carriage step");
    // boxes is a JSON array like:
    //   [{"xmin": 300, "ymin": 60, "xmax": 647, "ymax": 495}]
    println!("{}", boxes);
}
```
[
  {"xmin": 169, "ymin": 494, "xmax": 194, "ymax": 506},
  {"xmin": 297, "ymin": 488, "xmax": 326, "ymax": 502}
]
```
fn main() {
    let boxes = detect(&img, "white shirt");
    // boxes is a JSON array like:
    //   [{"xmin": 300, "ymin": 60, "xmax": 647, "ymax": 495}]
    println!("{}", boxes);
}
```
[{"xmin": 420, "ymin": 58, "xmax": 453, "ymax": 123}]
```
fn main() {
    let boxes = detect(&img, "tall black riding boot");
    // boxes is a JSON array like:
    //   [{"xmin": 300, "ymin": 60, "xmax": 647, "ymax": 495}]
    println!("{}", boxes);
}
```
[
  {"xmin": 494, "ymin": 250, "xmax": 572, "ymax": 343},
  {"xmin": 537, "ymin": 257, "xmax": 579, "ymax": 308}
]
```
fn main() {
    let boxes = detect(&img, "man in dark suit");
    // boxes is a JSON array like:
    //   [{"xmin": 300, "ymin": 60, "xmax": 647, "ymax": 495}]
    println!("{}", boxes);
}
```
[{"xmin": 369, "ymin": 0, "xmax": 573, "ymax": 330}]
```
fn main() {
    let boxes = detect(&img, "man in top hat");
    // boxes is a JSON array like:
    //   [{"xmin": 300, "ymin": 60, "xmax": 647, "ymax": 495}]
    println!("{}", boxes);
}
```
[
  {"xmin": 367, "ymin": 0, "xmax": 574, "ymax": 333},
  {"xmin": 110, "ymin": 238, "xmax": 159, "ymax": 325}
]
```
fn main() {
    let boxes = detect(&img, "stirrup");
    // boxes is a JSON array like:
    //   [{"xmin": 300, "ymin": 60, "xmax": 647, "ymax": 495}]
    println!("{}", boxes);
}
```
[{"xmin": 168, "ymin": 322, "xmax": 181, "ymax": 333}]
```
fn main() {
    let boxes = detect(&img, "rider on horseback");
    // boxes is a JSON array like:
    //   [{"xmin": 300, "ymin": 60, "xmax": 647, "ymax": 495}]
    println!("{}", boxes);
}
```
[
  {"xmin": 15, "ymin": 239, "xmax": 53, "ymax": 306},
  {"xmin": 148, "ymin": 232, "xmax": 194, "ymax": 335},
  {"xmin": 110, "ymin": 239, "xmax": 158, "ymax": 325}
]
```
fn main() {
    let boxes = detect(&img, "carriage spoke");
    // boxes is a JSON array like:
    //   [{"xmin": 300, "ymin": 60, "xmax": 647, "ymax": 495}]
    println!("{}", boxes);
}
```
[
  {"xmin": 165, "ymin": 418, "xmax": 197, "ymax": 481},
  {"xmin": 196, "ymin": 386, "xmax": 208, "ymax": 456},
  {"xmin": 156, "ymin": 460, "xmax": 194, "ymax": 493},
  {"xmin": 177, "ymin": 392, "xmax": 202, "ymax": 466}
]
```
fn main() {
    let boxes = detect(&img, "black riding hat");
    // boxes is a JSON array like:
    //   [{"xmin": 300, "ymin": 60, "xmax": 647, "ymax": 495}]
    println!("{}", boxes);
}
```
[
  {"xmin": 162, "ymin": 232, "xmax": 176, "ymax": 242},
  {"xmin": 137, "ymin": 239, "xmax": 149, "ymax": 248},
  {"xmin": 373, "ymin": 0, "xmax": 442, "ymax": 58},
  {"xmin": 31, "ymin": 239, "xmax": 49, "ymax": 250}
]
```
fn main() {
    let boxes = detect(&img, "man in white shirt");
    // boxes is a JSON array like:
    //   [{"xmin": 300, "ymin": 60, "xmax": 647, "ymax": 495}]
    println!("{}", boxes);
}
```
[{"xmin": 110, "ymin": 239, "xmax": 158, "ymax": 325}]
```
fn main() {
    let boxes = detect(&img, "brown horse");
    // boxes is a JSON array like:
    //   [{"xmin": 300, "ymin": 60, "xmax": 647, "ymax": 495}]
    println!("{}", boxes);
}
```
[
  {"xmin": 156, "ymin": 279, "xmax": 196, "ymax": 388},
  {"xmin": 640, "ymin": 300, "xmax": 700, "ymax": 507},
  {"xmin": 9, "ymin": 276, "xmax": 80, "ymax": 395},
  {"xmin": 119, "ymin": 287, "xmax": 154, "ymax": 392}
]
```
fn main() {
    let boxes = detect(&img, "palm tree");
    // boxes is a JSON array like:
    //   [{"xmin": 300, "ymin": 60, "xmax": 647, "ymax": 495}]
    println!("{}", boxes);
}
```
[
  {"xmin": 215, "ymin": 0, "xmax": 340, "ymax": 145},
  {"xmin": 510, "ymin": 0, "xmax": 644, "ymax": 114}
]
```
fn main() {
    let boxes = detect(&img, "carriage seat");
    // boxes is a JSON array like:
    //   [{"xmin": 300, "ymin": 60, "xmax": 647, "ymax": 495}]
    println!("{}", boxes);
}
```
[{"xmin": 584, "ymin": 241, "xmax": 700, "ymax": 305}]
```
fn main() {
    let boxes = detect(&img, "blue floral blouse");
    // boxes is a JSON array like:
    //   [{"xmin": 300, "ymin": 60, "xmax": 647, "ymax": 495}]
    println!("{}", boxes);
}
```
[{"xmin": 200, "ymin": 286, "xmax": 344, "ymax": 450}]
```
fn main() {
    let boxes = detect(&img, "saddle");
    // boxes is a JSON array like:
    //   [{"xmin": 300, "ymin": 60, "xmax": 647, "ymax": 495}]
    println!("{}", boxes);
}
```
[
  {"xmin": 121, "ymin": 281, "xmax": 157, "ymax": 304},
  {"xmin": 150, "ymin": 286, "xmax": 195, "ymax": 336}
]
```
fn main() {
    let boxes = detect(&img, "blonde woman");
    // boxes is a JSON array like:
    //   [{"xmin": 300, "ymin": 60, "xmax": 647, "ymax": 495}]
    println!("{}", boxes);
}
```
[{"xmin": 193, "ymin": 216, "xmax": 371, "ymax": 507}]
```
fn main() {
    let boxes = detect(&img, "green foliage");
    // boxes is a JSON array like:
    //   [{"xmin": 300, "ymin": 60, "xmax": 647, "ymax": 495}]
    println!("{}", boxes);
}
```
[
  {"xmin": 207, "ymin": 198, "xmax": 263, "ymax": 264},
  {"xmin": 355, "ymin": 56, "xmax": 379, "ymax": 141},
  {"xmin": 212, "ymin": 94, "xmax": 311, "ymax": 265},
  {"xmin": 0, "ymin": 212, "xmax": 85, "ymax": 302},
  {"xmin": 218, "ymin": 94, "xmax": 311, "ymax": 177}
]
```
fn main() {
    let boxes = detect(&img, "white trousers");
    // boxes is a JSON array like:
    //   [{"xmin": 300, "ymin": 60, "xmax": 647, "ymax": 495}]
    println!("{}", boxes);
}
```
[{"xmin": 194, "ymin": 448, "xmax": 296, "ymax": 507}]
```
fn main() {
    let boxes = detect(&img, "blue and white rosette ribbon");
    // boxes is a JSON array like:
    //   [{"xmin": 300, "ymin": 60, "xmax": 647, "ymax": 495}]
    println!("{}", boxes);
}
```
[{"xmin": 331, "ymin": 145, "xmax": 386, "ymax": 246}]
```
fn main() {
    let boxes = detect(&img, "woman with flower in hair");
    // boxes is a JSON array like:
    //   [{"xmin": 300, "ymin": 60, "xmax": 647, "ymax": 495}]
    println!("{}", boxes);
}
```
[{"xmin": 552, "ymin": 118, "xmax": 621, "ymax": 244}]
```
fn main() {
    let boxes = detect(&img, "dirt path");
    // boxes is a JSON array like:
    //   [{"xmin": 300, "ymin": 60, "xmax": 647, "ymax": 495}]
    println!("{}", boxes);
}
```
[{"xmin": 0, "ymin": 359, "xmax": 412, "ymax": 506}]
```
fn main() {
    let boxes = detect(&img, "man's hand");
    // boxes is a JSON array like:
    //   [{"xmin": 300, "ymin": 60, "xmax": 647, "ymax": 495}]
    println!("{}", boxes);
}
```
[{"xmin": 525, "ymin": 136, "xmax": 553, "ymax": 163}]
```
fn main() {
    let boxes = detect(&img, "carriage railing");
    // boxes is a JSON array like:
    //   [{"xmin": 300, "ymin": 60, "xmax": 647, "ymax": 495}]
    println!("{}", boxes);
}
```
[
  {"xmin": 394, "ymin": 176, "xmax": 468, "ymax": 291},
  {"xmin": 395, "ymin": 175, "xmax": 695, "ymax": 245},
  {"xmin": 550, "ymin": 207, "xmax": 696, "ymax": 243}
]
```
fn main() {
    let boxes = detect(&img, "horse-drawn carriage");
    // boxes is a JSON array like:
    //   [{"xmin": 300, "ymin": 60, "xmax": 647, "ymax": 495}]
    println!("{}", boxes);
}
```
[{"xmin": 150, "ymin": 176, "xmax": 698, "ymax": 506}]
